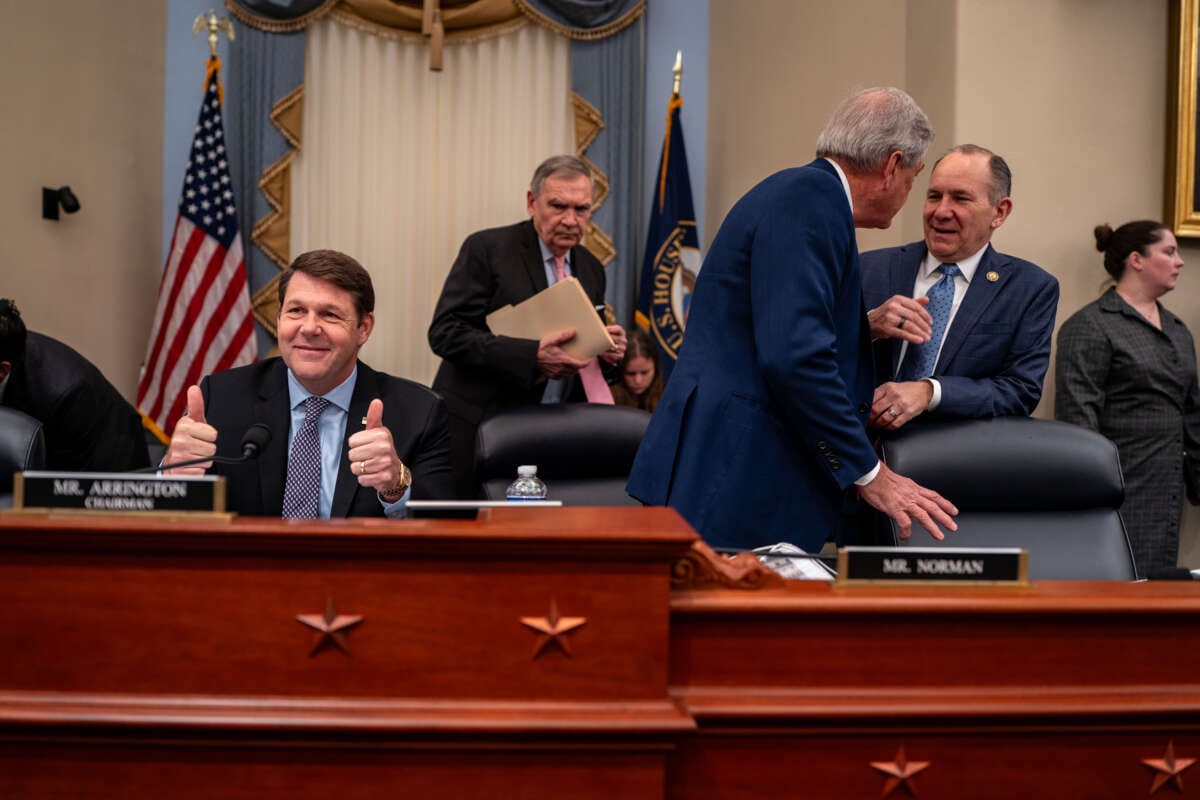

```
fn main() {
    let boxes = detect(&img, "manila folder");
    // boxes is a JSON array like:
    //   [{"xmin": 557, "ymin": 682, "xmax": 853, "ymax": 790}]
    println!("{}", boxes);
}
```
[{"xmin": 486, "ymin": 277, "xmax": 614, "ymax": 360}]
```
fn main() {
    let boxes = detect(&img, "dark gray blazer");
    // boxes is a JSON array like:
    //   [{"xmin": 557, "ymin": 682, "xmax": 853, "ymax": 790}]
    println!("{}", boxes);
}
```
[{"xmin": 1055, "ymin": 287, "xmax": 1200, "ymax": 576}]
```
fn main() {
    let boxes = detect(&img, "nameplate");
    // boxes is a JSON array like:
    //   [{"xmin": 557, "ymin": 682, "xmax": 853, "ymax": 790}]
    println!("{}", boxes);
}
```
[
  {"xmin": 835, "ymin": 546, "xmax": 1029, "ymax": 586},
  {"xmin": 13, "ymin": 471, "xmax": 226, "ymax": 514}
]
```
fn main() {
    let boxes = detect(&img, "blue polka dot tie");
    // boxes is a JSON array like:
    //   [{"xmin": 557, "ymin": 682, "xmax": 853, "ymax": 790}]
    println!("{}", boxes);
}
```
[
  {"xmin": 899, "ymin": 263, "xmax": 960, "ymax": 381},
  {"xmin": 282, "ymin": 396, "xmax": 330, "ymax": 519}
]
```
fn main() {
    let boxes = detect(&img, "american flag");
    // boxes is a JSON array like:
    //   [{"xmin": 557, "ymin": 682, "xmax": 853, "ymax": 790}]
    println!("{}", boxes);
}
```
[{"xmin": 138, "ymin": 56, "xmax": 256, "ymax": 441}]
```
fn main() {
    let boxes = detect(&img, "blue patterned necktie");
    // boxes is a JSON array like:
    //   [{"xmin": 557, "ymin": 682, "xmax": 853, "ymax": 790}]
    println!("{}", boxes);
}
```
[
  {"xmin": 899, "ymin": 263, "xmax": 960, "ymax": 381},
  {"xmin": 282, "ymin": 396, "xmax": 330, "ymax": 519}
]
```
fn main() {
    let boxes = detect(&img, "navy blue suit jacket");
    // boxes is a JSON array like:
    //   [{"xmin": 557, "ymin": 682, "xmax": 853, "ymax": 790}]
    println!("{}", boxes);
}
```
[
  {"xmin": 860, "ymin": 242, "xmax": 1059, "ymax": 419},
  {"xmin": 626, "ymin": 160, "xmax": 877, "ymax": 552}
]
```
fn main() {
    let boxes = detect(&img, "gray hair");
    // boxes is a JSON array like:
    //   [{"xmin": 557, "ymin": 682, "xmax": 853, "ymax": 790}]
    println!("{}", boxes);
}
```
[
  {"xmin": 934, "ymin": 144, "xmax": 1012, "ymax": 204},
  {"xmin": 815, "ymin": 87, "xmax": 933, "ymax": 172},
  {"xmin": 530, "ymin": 155, "xmax": 592, "ymax": 196}
]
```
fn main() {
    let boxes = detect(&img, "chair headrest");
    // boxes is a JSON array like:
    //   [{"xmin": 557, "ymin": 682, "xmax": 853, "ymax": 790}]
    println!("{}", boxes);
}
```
[
  {"xmin": 0, "ymin": 406, "xmax": 46, "ymax": 494},
  {"xmin": 879, "ymin": 416, "xmax": 1123, "ymax": 511},
  {"xmin": 476, "ymin": 403, "xmax": 651, "ymax": 481}
]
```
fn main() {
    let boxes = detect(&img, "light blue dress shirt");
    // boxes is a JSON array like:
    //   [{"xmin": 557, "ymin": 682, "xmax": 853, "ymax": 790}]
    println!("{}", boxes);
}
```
[{"xmin": 285, "ymin": 367, "xmax": 409, "ymax": 518}]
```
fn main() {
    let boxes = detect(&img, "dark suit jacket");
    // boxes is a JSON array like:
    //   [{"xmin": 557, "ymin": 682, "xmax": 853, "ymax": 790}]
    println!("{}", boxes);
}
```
[
  {"xmin": 860, "ymin": 242, "xmax": 1059, "ymax": 419},
  {"xmin": 427, "ymin": 219, "xmax": 608, "ymax": 495},
  {"xmin": 626, "ymin": 160, "xmax": 878, "ymax": 552},
  {"xmin": 199, "ymin": 358, "xmax": 453, "ymax": 516},
  {"xmin": 2, "ymin": 331, "xmax": 149, "ymax": 472}
]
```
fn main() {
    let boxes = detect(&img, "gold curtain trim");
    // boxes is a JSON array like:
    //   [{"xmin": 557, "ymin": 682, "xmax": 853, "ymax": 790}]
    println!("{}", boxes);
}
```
[
  {"xmin": 227, "ymin": 0, "xmax": 641, "ymax": 41},
  {"xmin": 224, "ymin": 0, "xmax": 339, "ymax": 32},
  {"xmin": 329, "ymin": 5, "xmax": 529, "ymax": 45},
  {"xmin": 512, "ymin": 0, "xmax": 644, "ymax": 41},
  {"xmin": 271, "ymin": 82, "xmax": 304, "ymax": 149},
  {"xmin": 583, "ymin": 222, "xmax": 616, "ymax": 267},
  {"xmin": 582, "ymin": 154, "xmax": 609, "ymax": 212},
  {"xmin": 251, "ymin": 275, "xmax": 283, "ymax": 337},
  {"xmin": 572, "ymin": 90, "xmax": 603, "ymax": 153},
  {"xmin": 248, "ymin": 84, "xmax": 303, "ymax": 338},
  {"xmin": 250, "ymin": 84, "xmax": 303, "ymax": 273},
  {"xmin": 341, "ymin": 0, "xmax": 523, "ymax": 33},
  {"xmin": 571, "ymin": 91, "xmax": 613, "ymax": 266}
]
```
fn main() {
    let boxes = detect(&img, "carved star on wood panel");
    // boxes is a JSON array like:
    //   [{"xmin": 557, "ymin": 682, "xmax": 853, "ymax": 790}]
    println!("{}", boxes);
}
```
[
  {"xmin": 870, "ymin": 744, "xmax": 930, "ymax": 798},
  {"xmin": 1143, "ymin": 740, "xmax": 1196, "ymax": 795},
  {"xmin": 519, "ymin": 598, "xmax": 587, "ymax": 658},
  {"xmin": 296, "ymin": 598, "xmax": 363, "ymax": 657}
]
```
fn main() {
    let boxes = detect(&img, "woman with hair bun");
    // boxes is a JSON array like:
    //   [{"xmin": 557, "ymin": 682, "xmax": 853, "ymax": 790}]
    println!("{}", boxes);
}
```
[{"xmin": 1055, "ymin": 220, "xmax": 1200, "ymax": 577}]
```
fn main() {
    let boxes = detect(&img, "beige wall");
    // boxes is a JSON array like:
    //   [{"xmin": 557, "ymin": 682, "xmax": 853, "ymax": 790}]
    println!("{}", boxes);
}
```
[
  {"xmin": 2, "ymin": 2, "xmax": 165, "ymax": 402},
  {"xmin": 708, "ymin": 0, "xmax": 1200, "ymax": 566}
]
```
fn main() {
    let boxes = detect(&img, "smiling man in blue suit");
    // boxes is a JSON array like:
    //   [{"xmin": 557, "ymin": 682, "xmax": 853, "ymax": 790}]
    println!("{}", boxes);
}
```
[
  {"xmin": 860, "ymin": 145, "xmax": 1059, "ymax": 431},
  {"xmin": 626, "ymin": 88, "xmax": 958, "ymax": 553}
]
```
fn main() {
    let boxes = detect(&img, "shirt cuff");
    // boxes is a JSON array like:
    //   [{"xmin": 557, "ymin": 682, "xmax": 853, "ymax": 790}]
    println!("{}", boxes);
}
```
[
  {"xmin": 925, "ymin": 378, "xmax": 942, "ymax": 411},
  {"xmin": 854, "ymin": 460, "xmax": 882, "ymax": 486},
  {"xmin": 379, "ymin": 486, "xmax": 412, "ymax": 518}
]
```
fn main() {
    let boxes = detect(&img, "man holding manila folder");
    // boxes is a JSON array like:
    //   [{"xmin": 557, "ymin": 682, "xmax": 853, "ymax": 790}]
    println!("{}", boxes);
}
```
[
  {"xmin": 163, "ymin": 249, "xmax": 454, "ymax": 518},
  {"xmin": 626, "ymin": 87, "xmax": 958, "ymax": 552},
  {"xmin": 428, "ymin": 154, "xmax": 628, "ymax": 498}
]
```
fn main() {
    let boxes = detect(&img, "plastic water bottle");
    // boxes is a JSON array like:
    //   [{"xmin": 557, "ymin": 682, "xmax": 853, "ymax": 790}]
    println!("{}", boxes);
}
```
[{"xmin": 506, "ymin": 465, "xmax": 548, "ymax": 501}]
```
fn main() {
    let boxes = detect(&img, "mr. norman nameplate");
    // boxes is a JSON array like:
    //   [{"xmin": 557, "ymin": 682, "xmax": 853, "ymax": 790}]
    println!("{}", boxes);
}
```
[
  {"xmin": 836, "ymin": 546, "xmax": 1029, "ymax": 586},
  {"xmin": 13, "ymin": 471, "xmax": 226, "ymax": 514}
]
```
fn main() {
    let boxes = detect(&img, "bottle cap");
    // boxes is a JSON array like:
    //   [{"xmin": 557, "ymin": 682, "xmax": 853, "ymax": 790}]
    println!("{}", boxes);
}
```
[{"xmin": 517, "ymin": 465, "xmax": 537, "ymax": 477}]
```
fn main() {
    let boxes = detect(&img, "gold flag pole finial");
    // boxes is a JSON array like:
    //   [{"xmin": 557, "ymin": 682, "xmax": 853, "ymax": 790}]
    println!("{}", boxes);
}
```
[
  {"xmin": 193, "ymin": 10, "xmax": 235, "ymax": 58},
  {"xmin": 672, "ymin": 50, "xmax": 683, "ymax": 96}
]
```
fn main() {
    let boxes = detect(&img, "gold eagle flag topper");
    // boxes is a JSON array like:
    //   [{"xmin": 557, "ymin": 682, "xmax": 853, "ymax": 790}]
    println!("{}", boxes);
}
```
[{"xmin": 193, "ymin": 10, "xmax": 235, "ymax": 58}]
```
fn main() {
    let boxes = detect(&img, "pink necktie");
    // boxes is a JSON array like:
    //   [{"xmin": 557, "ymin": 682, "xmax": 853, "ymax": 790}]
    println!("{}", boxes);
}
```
[{"xmin": 554, "ymin": 254, "xmax": 613, "ymax": 404}]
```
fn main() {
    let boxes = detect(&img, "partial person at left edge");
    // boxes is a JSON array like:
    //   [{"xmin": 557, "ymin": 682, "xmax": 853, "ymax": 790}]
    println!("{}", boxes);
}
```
[
  {"xmin": 0, "ymin": 299, "xmax": 150, "ymax": 472},
  {"xmin": 163, "ymin": 249, "xmax": 454, "ymax": 518}
]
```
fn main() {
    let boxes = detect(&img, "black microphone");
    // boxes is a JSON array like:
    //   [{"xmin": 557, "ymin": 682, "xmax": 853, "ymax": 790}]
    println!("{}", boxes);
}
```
[
  {"xmin": 130, "ymin": 424, "xmax": 273, "ymax": 474},
  {"xmin": 238, "ymin": 423, "xmax": 272, "ymax": 459}
]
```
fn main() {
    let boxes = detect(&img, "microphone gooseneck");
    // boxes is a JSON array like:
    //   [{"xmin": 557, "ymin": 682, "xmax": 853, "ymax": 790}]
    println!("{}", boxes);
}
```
[{"xmin": 131, "ymin": 424, "xmax": 274, "ymax": 474}]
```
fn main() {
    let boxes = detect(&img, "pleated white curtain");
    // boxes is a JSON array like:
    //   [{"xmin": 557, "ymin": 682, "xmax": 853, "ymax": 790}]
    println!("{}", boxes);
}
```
[{"xmin": 291, "ymin": 17, "xmax": 573, "ymax": 385}]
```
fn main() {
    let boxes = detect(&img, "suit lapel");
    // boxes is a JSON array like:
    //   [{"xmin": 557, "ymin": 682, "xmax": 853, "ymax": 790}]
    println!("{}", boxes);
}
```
[
  {"xmin": 890, "ymin": 245, "xmax": 925, "ymax": 376},
  {"xmin": 936, "ymin": 245, "xmax": 1010, "ymax": 372},
  {"xmin": 572, "ymin": 245, "xmax": 602, "ymax": 302},
  {"xmin": 521, "ymin": 221, "xmax": 551, "ymax": 295},
  {"xmin": 330, "ymin": 362, "xmax": 374, "ymax": 517},
  {"xmin": 256, "ymin": 361, "xmax": 294, "ymax": 516}
]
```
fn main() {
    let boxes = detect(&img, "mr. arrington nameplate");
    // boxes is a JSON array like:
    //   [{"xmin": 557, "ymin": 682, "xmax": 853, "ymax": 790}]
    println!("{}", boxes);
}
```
[
  {"xmin": 836, "ymin": 546, "xmax": 1029, "ymax": 586},
  {"xmin": 13, "ymin": 471, "xmax": 226, "ymax": 514}
]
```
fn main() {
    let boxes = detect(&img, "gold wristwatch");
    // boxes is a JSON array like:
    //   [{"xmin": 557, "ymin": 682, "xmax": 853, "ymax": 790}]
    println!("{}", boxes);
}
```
[{"xmin": 379, "ymin": 461, "xmax": 412, "ymax": 502}]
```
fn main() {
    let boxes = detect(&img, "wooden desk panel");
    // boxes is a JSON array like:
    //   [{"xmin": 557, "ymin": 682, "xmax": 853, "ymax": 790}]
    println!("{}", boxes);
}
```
[
  {"xmin": 669, "ymin": 580, "xmax": 1200, "ymax": 799},
  {"xmin": 0, "ymin": 508, "xmax": 695, "ymax": 799},
  {"xmin": 0, "ymin": 740, "xmax": 669, "ymax": 800},
  {"xmin": 4, "ymin": 509, "xmax": 1200, "ymax": 799}
]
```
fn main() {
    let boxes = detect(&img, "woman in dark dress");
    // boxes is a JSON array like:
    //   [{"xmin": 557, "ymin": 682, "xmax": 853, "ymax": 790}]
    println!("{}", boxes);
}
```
[{"xmin": 1055, "ymin": 220, "xmax": 1200, "ymax": 577}]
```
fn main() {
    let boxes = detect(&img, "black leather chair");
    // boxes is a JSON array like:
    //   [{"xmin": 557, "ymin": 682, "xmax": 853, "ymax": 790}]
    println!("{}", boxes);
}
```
[
  {"xmin": 0, "ymin": 406, "xmax": 46, "ymax": 509},
  {"xmin": 878, "ymin": 416, "xmax": 1137, "ymax": 580},
  {"xmin": 475, "ymin": 404, "xmax": 651, "ymax": 505}
]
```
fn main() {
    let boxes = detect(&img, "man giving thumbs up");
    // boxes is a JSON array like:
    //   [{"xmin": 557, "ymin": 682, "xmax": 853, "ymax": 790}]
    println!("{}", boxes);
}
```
[{"xmin": 164, "ymin": 249, "xmax": 454, "ymax": 517}]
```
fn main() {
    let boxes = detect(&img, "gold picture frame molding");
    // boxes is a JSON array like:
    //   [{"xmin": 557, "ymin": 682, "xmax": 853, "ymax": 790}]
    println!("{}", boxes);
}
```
[{"xmin": 1168, "ymin": 0, "xmax": 1200, "ymax": 236}]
